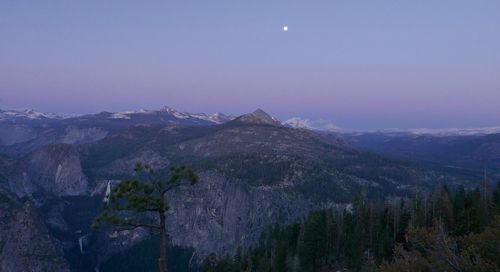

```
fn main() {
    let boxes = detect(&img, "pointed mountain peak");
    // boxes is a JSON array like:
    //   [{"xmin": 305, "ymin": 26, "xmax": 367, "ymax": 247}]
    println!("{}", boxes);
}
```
[
  {"xmin": 252, "ymin": 108, "xmax": 268, "ymax": 115},
  {"xmin": 161, "ymin": 105, "xmax": 176, "ymax": 113},
  {"xmin": 234, "ymin": 108, "xmax": 282, "ymax": 126}
]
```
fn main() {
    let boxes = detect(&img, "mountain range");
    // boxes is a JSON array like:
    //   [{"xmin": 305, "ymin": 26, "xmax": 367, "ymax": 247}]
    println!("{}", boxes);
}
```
[
  {"xmin": 0, "ymin": 106, "xmax": 498, "ymax": 271},
  {"xmin": 284, "ymin": 116, "xmax": 500, "ymax": 136}
]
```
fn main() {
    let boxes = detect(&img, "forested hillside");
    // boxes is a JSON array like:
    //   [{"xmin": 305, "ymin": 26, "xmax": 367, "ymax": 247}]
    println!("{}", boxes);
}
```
[{"xmin": 203, "ymin": 182, "xmax": 500, "ymax": 271}]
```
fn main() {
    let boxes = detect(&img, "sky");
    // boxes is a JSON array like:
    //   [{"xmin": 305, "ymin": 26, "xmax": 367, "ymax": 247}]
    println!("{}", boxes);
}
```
[{"xmin": 1, "ymin": 1, "xmax": 499, "ymax": 129}]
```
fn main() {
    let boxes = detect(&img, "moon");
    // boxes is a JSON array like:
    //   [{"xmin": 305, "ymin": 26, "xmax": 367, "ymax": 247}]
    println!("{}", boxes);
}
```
[{"xmin": 283, "ymin": 25, "xmax": 288, "ymax": 32}]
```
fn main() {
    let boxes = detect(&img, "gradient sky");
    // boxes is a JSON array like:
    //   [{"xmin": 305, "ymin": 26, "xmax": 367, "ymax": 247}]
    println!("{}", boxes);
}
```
[{"xmin": 1, "ymin": 1, "xmax": 499, "ymax": 129}]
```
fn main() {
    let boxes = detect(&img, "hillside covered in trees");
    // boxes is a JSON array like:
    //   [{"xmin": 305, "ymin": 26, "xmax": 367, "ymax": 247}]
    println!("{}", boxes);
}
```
[{"xmin": 203, "ymin": 182, "xmax": 500, "ymax": 272}]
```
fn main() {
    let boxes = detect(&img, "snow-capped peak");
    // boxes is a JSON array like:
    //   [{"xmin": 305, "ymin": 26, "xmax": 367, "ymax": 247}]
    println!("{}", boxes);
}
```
[
  {"xmin": 159, "ymin": 106, "xmax": 190, "ymax": 119},
  {"xmin": 190, "ymin": 112, "xmax": 234, "ymax": 124},
  {"xmin": 110, "ymin": 109, "xmax": 153, "ymax": 119},
  {"xmin": 0, "ymin": 108, "xmax": 71, "ymax": 120},
  {"xmin": 159, "ymin": 105, "xmax": 234, "ymax": 123},
  {"xmin": 108, "ymin": 106, "xmax": 234, "ymax": 124}
]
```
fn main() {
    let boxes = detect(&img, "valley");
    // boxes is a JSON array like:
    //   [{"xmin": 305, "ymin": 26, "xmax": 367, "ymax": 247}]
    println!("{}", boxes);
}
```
[{"xmin": 0, "ymin": 107, "xmax": 496, "ymax": 271}]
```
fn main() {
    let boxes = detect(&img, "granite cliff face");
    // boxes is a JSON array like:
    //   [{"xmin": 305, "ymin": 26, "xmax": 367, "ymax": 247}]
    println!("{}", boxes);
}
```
[
  {"xmin": 87, "ymin": 171, "xmax": 318, "ymax": 267},
  {"xmin": 6, "ymin": 144, "xmax": 88, "ymax": 198},
  {"xmin": 166, "ymin": 172, "xmax": 316, "ymax": 256},
  {"xmin": 0, "ymin": 198, "xmax": 70, "ymax": 272}
]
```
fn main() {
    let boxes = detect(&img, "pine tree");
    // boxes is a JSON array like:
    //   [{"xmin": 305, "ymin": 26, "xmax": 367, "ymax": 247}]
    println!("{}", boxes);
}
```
[
  {"xmin": 468, "ymin": 188, "xmax": 486, "ymax": 233},
  {"xmin": 93, "ymin": 163, "xmax": 198, "ymax": 272},
  {"xmin": 434, "ymin": 185, "xmax": 454, "ymax": 230},
  {"xmin": 298, "ymin": 211, "xmax": 328, "ymax": 271},
  {"xmin": 453, "ymin": 185, "xmax": 467, "ymax": 235},
  {"xmin": 493, "ymin": 182, "xmax": 500, "ymax": 214}
]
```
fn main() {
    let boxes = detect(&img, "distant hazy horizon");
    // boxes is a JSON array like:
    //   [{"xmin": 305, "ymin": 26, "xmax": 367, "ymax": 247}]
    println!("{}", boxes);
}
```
[{"xmin": 1, "ymin": 1, "xmax": 499, "ymax": 130}]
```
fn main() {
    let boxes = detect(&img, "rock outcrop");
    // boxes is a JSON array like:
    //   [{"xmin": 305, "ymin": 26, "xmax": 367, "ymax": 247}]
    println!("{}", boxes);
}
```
[
  {"xmin": 0, "ymin": 200, "xmax": 71, "ymax": 272},
  {"xmin": 7, "ymin": 144, "xmax": 88, "ymax": 197}
]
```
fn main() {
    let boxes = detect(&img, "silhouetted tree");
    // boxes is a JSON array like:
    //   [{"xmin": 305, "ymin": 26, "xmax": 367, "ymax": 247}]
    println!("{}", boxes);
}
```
[{"xmin": 93, "ymin": 163, "xmax": 198, "ymax": 272}]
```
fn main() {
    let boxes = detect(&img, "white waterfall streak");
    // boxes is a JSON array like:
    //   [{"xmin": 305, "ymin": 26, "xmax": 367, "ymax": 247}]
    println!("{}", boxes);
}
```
[
  {"xmin": 103, "ymin": 181, "xmax": 111, "ymax": 204},
  {"xmin": 78, "ymin": 235, "xmax": 86, "ymax": 254}
]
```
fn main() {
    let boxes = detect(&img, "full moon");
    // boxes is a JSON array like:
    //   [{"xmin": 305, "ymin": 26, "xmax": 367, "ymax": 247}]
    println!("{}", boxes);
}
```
[{"xmin": 283, "ymin": 26, "xmax": 288, "ymax": 32}]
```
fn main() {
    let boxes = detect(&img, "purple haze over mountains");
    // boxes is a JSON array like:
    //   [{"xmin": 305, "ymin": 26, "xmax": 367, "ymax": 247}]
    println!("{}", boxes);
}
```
[{"xmin": 1, "ymin": 1, "xmax": 499, "ymax": 129}]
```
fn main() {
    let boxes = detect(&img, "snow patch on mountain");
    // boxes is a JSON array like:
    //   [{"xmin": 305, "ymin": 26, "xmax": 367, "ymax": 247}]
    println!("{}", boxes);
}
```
[
  {"xmin": 190, "ymin": 112, "xmax": 234, "ymax": 124},
  {"xmin": 0, "ymin": 109, "xmax": 71, "ymax": 120},
  {"xmin": 160, "ymin": 106, "xmax": 233, "ymax": 123},
  {"xmin": 110, "ymin": 109, "xmax": 152, "ymax": 119},
  {"xmin": 108, "ymin": 106, "xmax": 234, "ymax": 124},
  {"xmin": 0, "ymin": 106, "xmax": 234, "ymax": 125},
  {"xmin": 161, "ymin": 106, "xmax": 189, "ymax": 119},
  {"xmin": 284, "ymin": 117, "xmax": 342, "ymax": 131}
]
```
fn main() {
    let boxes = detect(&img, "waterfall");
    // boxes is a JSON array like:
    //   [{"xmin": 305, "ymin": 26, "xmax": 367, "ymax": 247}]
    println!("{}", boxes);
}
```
[
  {"xmin": 103, "ymin": 181, "xmax": 111, "ymax": 204},
  {"xmin": 78, "ymin": 235, "xmax": 87, "ymax": 254}
]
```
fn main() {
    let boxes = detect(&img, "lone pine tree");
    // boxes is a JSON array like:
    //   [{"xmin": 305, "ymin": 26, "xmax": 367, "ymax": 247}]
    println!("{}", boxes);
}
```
[{"xmin": 93, "ymin": 163, "xmax": 198, "ymax": 272}]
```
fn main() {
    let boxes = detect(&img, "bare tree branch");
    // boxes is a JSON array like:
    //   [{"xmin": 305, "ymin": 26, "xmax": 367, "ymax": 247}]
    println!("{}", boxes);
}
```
[{"xmin": 162, "ymin": 181, "xmax": 189, "ymax": 196}]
